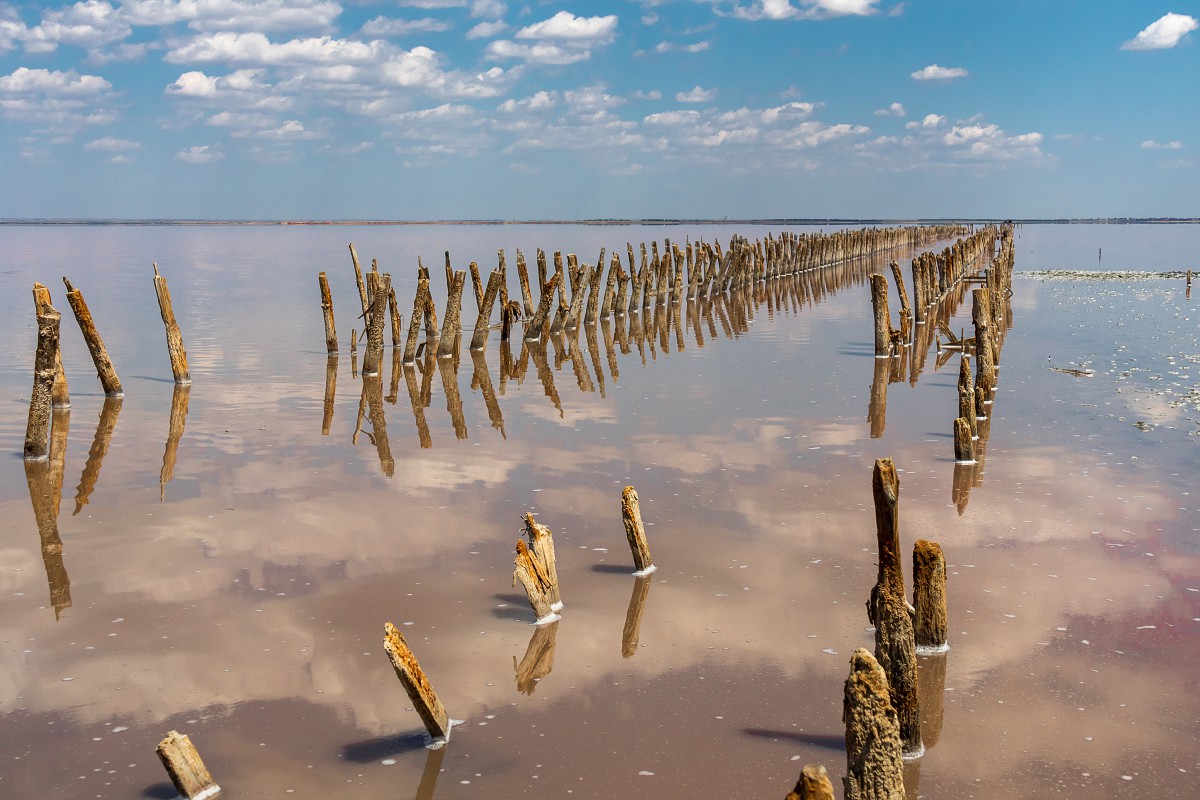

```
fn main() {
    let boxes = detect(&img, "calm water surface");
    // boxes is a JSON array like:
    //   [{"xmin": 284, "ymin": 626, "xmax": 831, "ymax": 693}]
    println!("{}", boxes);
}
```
[{"xmin": 0, "ymin": 223, "xmax": 1197, "ymax": 799}]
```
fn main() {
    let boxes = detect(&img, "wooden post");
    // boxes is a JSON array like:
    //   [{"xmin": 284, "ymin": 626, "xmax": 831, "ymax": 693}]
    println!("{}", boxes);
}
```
[
  {"xmin": 469, "ymin": 261, "xmax": 484, "ymax": 313},
  {"xmin": 869, "ymin": 458, "xmax": 904, "ymax": 614},
  {"xmin": 155, "ymin": 730, "xmax": 220, "ymax": 799},
  {"xmin": 388, "ymin": 286, "xmax": 402, "ymax": 349},
  {"xmin": 517, "ymin": 250, "xmax": 535, "ymax": 317},
  {"xmin": 404, "ymin": 277, "xmax": 429, "ymax": 364},
  {"xmin": 972, "ymin": 288, "xmax": 995, "ymax": 394},
  {"xmin": 953, "ymin": 417, "xmax": 975, "ymax": 464},
  {"xmin": 470, "ymin": 269, "xmax": 503, "ymax": 351},
  {"xmin": 873, "ymin": 571, "xmax": 922, "ymax": 758},
  {"xmin": 843, "ymin": 649, "xmax": 905, "ymax": 800},
  {"xmin": 958, "ymin": 385, "xmax": 978, "ymax": 440},
  {"xmin": 62, "ymin": 278, "xmax": 123, "ymax": 396},
  {"xmin": 870, "ymin": 273, "xmax": 891, "ymax": 357},
  {"xmin": 525, "ymin": 274, "xmax": 560, "ymax": 340},
  {"xmin": 317, "ymin": 272, "xmax": 338, "ymax": 355},
  {"xmin": 523, "ymin": 512, "xmax": 561, "ymax": 610},
  {"xmin": 786, "ymin": 765, "xmax": 835, "ymax": 800},
  {"xmin": 913, "ymin": 540, "xmax": 948, "ymax": 653},
  {"xmin": 349, "ymin": 243, "xmax": 369, "ymax": 324},
  {"xmin": 152, "ymin": 264, "xmax": 190, "ymax": 384},
  {"xmin": 33, "ymin": 284, "xmax": 69, "ymax": 408},
  {"xmin": 24, "ymin": 293, "xmax": 61, "ymax": 461},
  {"xmin": 362, "ymin": 272, "xmax": 391, "ymax": 377},
  {"xmin": 620, "ymin": 486, "xmax": 655, "ymax": 574},
  {"xmin": 514, "ymin": 539, "xmax": 556, "ymax": 622},
  {"xmin": 584, "ymin": 256, "xmax": 604, "ymax": 324},
  {"xmin": 383, "ymin": 622, "xmax": 452, "ymax": 743},
  {"xmin": 437, "ymin": 270, "xmax": 466, "ymax": 357}
]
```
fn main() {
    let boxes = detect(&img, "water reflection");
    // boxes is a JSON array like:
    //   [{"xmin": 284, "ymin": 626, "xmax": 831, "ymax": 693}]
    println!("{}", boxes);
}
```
[
  {"xmin": 469, "ymin": 349, "xmax": 505, "ymax": 438},
  {"xmin": 160, "ymin": 384, "xmax": 190, "ymax": 501},
  {"xmin": 25, "ymin": 455, "xmax": 71, "ymax": 619},
  {"xmin": 361, "ymin": 374, "xmax": 394, "ymax": 477},
  {"xmin": 74, "ymin": 396, "xmax": 122, "ymax": 514},
  {"xmin": 413, "ymin": 743, "xmax": 447, "ymax": 800},
  {"xmin": 322, "ymin": 356, "xmax": 337, "ymax": 436},
  {"xmin": 514, "ymin": 619, "xmax": 559, "ymax": 695},
  {"xmin": 621, "ymin": 573, "xmax": 653, "ymax": 658}
]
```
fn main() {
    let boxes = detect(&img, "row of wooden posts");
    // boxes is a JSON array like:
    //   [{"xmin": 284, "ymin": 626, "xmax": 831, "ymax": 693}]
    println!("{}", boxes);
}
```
[
  {"xmin": 317, "ymin": 224, "xmax": 974, "ymax": 372},
  {"xmin": 23, "ymin": 265, "xmax": 190, "ymax": 462}
]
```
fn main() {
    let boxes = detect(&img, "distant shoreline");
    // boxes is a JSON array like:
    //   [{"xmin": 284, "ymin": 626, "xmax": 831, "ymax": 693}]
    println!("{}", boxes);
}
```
[{"xmin": 1, "ymin": 217, "xmax": 1197, "ymax": 227}]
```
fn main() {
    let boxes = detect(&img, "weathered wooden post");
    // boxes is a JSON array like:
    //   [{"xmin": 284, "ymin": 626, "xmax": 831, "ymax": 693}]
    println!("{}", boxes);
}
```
[
  {"xmin": 786, "ymin": 765, "xmax": 835, "ymax": 800},
  {"xmin": 470, "ymin": 269, "xmax": 503, "ymax": 351},
  {"xmin": 870, "ymin": 274, "xmax": 891, "ymax": 357},
  {"xmin": 524, "ymin": 512, "xmax": 561, "ymax": 609},
  {"xmin": 869, "ymin": 458, "xmax": 904, "ymax": 611},
  {"xmin": 349, "ymin": 243, "xmax": 369, "ymax": 323},
  {"xmin": 513, "ymin": 539, "xmax": 557, "ymax": 622},
  {"xmin": 953, "ymin": 417, "xmax": 975, "ymax": 464},
  {"xmin": 317, "ymin": 272, "xmax": 338, "ymax": 355},
  {"xmin": 516, "ymin": 250, "xmax": 535, "ymax": 317},
  {"xmin": 156, "ymin": 730, "xmax": 220, "ymax": 799},
  {"xmin": 24, "ymin": 292, "xmax": 61, "ymax": 461},
  {"xmin": 383, "ymin": 622, "xmax": 452, "ymax": 743},
  {"xmin": 152, "ymin": 264, "xmax": 190, "ymax": 384},
  {"xmin": 62, "ymin": 278, "xmax": 122, "ymax": 396},
  {"xmin": 843, "ymin": 649, "xmax": 905, "ymax": 800},
  {"xmin": 404, "ymin": 277, "xmax": 429, "ymax": 364},
  {"xmin": 33, "ymin": 284, "xmax": 69, "ymax": 408},
  {"xmin": 388, "ymin": 286, "xmax": 402, "ymax": 349},
  {"xmin": 913, "ymin": 540, "xmax": 948, "ymax": 653},
  {"xmin": 362, "ymin": 272, "xmax": 391, "ymax": 376},
  {"xmin": 972, "ymin": 288, "xmax": 995, "ymax": 393},
  {"xmin": 525, "ymin": 274, "xmax": 560, "ymax": 340},
  {"xmin": 620, "ymin": 485, "xmax": 655, "ymax": 574},
  {"xmin": 437, "ymin": 270, "xmax": 466, "ymax": 357}
]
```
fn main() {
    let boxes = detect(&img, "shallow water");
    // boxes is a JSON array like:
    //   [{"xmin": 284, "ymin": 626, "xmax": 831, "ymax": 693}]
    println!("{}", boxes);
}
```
[{"xmin": 0, "ymin": 223, "xmax": 1197, "ymax": 799}]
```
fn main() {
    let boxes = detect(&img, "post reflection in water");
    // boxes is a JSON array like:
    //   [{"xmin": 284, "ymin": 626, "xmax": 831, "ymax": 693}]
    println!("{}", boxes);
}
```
[
  {"xmin": 584, "ymin": 322, "xmax": 605, "ymax": 397},
  {"xmin": 25, "ymin": 455, "xmax": 72, "ymax": 620},
  {"xmin": 621, "ymin": 573, "xmax": 653, "ymax": 658},
  {"xmin": 49, "ymin": 407, "xmax": 69, "ymax": 516},
  {"xmin": 361, "ymin": 374, "xmax": 394, "ymax": 477},
  {"xmin": 160, "ymin": 383, "xmax": 190, "ymax": 502},
  {"xmin": 404, "ymin": 361, "xmax": 432, "ymax": 450},
  {"xmin": 526, "ymin": 334, "xmax": 561, "ymax": 417},
  {"xmin": 412, "ymin": 743, "xmax": 447, "ymax": 800},
  {"xmin": 322, "ymin": 355, "xmax": 337, "ymax": 436},
  {"xmin": 74, "ymin": 396, "xmax": 122, "ymax": 515},
  {"xmin": 566, "ymin": 326, "xmax": 593, "ymax": 393},
  {"xmin": 514, "ymin": 619, "xmax": 559, "ymax": 695},
  {"xmin": 469, "ymin": 348, "xmax": 505, "ymax": 438},
  {"xmin": 869, "ymin": 355, "xmax": 890, "ymax": 439},
  {"xmin": 437, "ymin": 339, "xmax": 468, "ymax": 440},
  {"xmin": 600, "ymin": 317, "xmax": 620, "ymax": 383}
]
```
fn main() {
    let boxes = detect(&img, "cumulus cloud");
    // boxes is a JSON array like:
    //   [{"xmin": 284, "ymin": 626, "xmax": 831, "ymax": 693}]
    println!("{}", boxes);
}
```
[
  {"xmin": 1141, "ymin": 139, "xmax": 1183, "ymax": 150},
  {"xmin": 466, "ymin": 20, "xmax": 507, "ymax": 39},
  {"xmin": 633, "ymin": 89, "xmax": 662, "ymax": 101},
  {"xmin": 84, "ymin": 135, "xmax": 139, "ymax": 151},
  {"xmin": 166, "ymin": 32, "xmax": 385, "ymax": 65},
  {"xmin": 904, "ymin": 112, "xmax": 944, "ymax": 129},
  {"xmin": 1121, "ymin": 13, "xmax": 1198, "ymax": 50},
  {"xmin": 677, "ymin": 85, "xmax": 716, "ymax": 103},
  {"xmin": 874, "ymin": 101, "xmax": 905, "ymax": 117},
  {"xmin": 469, "ymin": 0, "xmax": 505, "ymax": 18},
  {"xmin": 911, "ymin": 64, "xmax": 968, "ymax": 80},
  {"xmin": 487, "ymin": 12, "xmax": 617, "ymax": 64},
  {"xmin": 515, "ymin": 11, "xmax": 617, "ymax": 41},
  {"xmin": 175, "ymin": 144, "xmax": 223, "ymax": 163},
  {"xmin": 15, "ymin": 0, "xmax": 131, "ymax": 54},
  {"xmin": 121, "ymin": 0, "xmax": 341, "ymax": 32},
  {"xmin": 730, "ymin": 0, "xmax": 880, "ymax": 21},
  {"xmin": 497, "ymin": 90, "xmax": 556, "ymax": 114},
  {"xmin": 0, "ymin": 66, "xmax": 112, "ymax": 94},
  {"xmin": 361, "ymin": 16, "xmax": 452, "ymax": 37},
  {"xmin": 654, "ymin": 40, "xmax": 710, "ymax": 53}
]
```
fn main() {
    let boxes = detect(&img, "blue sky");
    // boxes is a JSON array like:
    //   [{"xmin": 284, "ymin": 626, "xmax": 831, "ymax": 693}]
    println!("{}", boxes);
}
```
[{"xmin": 0, "ymin": 0, "xmax": 1196, "ymax": 219}]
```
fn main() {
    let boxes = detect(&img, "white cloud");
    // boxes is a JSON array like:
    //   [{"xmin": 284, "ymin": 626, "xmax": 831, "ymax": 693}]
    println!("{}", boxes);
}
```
[
  {"xmin": 485, "ymin": 39, "xmax": 591, "ymax": 65},
  {"xmin": 644, "ymin": 109, "xmax": 702, "ymax": 126},
  {"xmin": 730, "ymin": 0, "xmax": 880, "ymax": 21},
  {"xmin": 466, "ymin": 20, "xmax": 506, "ymax": 39},
  {"xmin": 655, "ymin": 40, "xmax": 710, "ymax": 54},
  {"xmin": 497, "ymin": 90, "xmax": 556, "ymax": 113},
  {"xmin": 120, "ymin": 0, "xmax": 341, "ymax": 32},
  {"xmin": 874, "ymin": 101, "xmax": 905, "ymax": 117},
  {"xmin": 361, "ymin": 16, "xmax": 452, "ymax": 37},
  {"xmin": 166, "ymin": 32, "xmax": 385, "ymax": 65},
  {"xmin": 390, "ymin": 0, "xmax": 466, "ymax": 7},
  {"xmin": 904, "ymin": 112, "xmax": 944, "ymax": 129},
  {"xmin": 911, "ymin": 64, "xmax": 968, "ymax": 80},
  {"xmin": 0, "ymin": 66, "xmax": 112, "ymax": 94},
  {"xmin": 254, "ymin": 119, "xmax": 325, "ymax": 140},
  {"xmin": 633, "ymin": 90, "xmax": 662, "ymax": 101},
  {"xmin": 1141, "ymin": 139, "xmax": 1183, "ymax": 150},
  {"xmin": 84, "ymin": 135, "xmax": 140, "ymax": 151},
  {"xmin": 1121, "ymin": 13, "xmax": 1198, "ymax": 51},
  {"xmin": 175, "ymin": 144, "xmax": 223, "ymax": 162},
  {"xmin": 17, "ymin": 0, "xmax": 131, "ymax": 54},
  {"xmin": 469, "ymin": 0, "xmax": 505, "ymax": 18},
  {"xmin": 516, "ymin": 11, "xmax": 617, "ymax": 42},
  {"xmin": 677, "ymin": 85, "xmax": 716, "ymax": 103}
]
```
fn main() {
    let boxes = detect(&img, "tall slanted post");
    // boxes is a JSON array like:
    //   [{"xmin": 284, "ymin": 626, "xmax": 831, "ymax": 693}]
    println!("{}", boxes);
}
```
[
  {"xmin": 318, "ymin": 272, "xmax": 338, "ymax": 355},
  {"xmin": 620, "ymin": 485, "xmax": 655, "ymax": 574},
  {"xmin": 152, "ymin": 264, "xmax": 190, "ymax": 384},
  {"xmin": 25, "ymin": 288, "xmax": 61, "ymax": 461},
  {"xmin": 62, "ymin": 277, "xmax": 123, "ymax": 396},
  {"xmin": 383, "ymin": 622, "xmax": 452, "ymax": 743}
]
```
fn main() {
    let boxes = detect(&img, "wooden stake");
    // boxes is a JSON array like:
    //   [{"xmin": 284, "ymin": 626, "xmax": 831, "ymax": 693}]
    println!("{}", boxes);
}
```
[
  {"xmin": 972, "ymin": 288, "xmax": 995, "ymax": 394},
  {"xmin": 383, "ymin": 622, "xmax": 451, "ymax": 742},
  {"xmin": 317, "ymin": 272, "xmax": 338, "ymax": 355},
  {"xmin": 362, "ymin": 272, "xmax": 391, "ymax": 376},
  {"xmin": 24, "ymin": 292, "xmax": 61, "ymax": 460},
  {"xmin": 349, "ymin": 243, "xmax": 369, "ymax": 324},
  {"xmin": 870, "ymin": 273, "xmax": 891, "ymax": 357},
  {"xmin": 437, "ymin": 270, "xmax": 466, "ymax": 358},
  {"xmin": 873, "ymin": 572, "xmax": 923, "ymax": 757},
  {"xmin": 404, "ymin": 277, "xmax": 430, "ymax": 364},
  {"xmin": 620, "ymin": 485, "xmax": 655, "ymax": 574},
  {"xmin": 953, "ymin": 417, "xmax": 975, "ymax": 464},
  {"xmin": 525, "ymin": 273, "xmax": 560, "ymax": 340},
  {"xmin": 913, "ymin": 540, "xmax": 948, "ymax": 653},
  {"xmin": 34, "ymin": 284, "xmax": 69, "ymax": 408},
  {"xmin": 388, "ymin": 285, "xmax": 402, "ymax": 349},
  {"xmin": 469, "ymin": 261, "xmax": 484, "ymax": 313},
  {"xmin": 513, "ymin": 539, "xmax": 556, "ymax": 621},
  {"xmin": 786, "ymin": 765, "xmax": 835, "ymax": 800},
  {"xmin": 62, "ymin": 278, "xmax": 123, "ymax": 396},
  {"xmin": 155, "ymin": 730, "xmax": 220, "ymax": 800},
  {"xmin": 516, "ymin": 250, "xmax": 535, "ymax": 317},
  {"xmin": 152, "ymin": 264, "xmax": 190, "ymax": 384},
  {"xmin": 843, "ymin": 649, "xmax": 905, "ymax": 800},
  {"xmin": 470, "ymin": 269, "xmax": 503, "ymax": 351},
  {"xmin": 869, "ymin": 458, "xmax": 904, "ymax": 614},
  {"xmin": 523, "ymin": 512, "xmax": 561, "ymax": 609}
]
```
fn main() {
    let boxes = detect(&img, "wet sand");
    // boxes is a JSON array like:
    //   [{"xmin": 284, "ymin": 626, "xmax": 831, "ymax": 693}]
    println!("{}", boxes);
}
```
[{"xmin": 0, "ymin": 224, "xmax": 1197, "ymax": 799}]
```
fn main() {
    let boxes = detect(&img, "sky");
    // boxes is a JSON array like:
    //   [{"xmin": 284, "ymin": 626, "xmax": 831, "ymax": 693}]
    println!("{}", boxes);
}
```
[{"xmin": 0, "ymin": 0, "xmax": 1197, "ymax": 220}]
